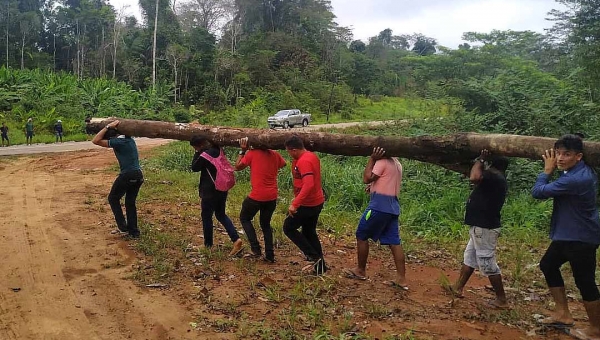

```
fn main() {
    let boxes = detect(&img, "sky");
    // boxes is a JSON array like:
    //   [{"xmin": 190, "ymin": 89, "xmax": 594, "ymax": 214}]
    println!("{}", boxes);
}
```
[{"xmin": 106, "ymin": 0, "xmax": 565, "ymax": 48}]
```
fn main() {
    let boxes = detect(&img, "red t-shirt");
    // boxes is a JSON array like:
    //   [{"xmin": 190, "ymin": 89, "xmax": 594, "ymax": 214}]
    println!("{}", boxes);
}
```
[
  {"xmin": 240, "ymin": 149, "xmax": 286, "ymax": 201},
  {"xmin": 292, "ymin": 151, "xmax": 325, "ymax": 208}
]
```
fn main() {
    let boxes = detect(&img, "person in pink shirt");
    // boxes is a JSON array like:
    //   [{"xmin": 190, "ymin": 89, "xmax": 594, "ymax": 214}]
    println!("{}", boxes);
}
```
[{"xmin": 344, "ymin": 147, "xmax": 407, "ymax": 290}]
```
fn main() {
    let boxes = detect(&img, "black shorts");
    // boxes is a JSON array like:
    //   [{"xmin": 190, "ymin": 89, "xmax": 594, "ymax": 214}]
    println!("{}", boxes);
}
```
[{"xmin": 1, "ymin": 134, "xmax": 7, "ymax": 141}]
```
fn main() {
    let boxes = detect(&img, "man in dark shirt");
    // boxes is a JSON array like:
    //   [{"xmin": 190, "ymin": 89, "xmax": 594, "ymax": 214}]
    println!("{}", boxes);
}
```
[
  {"xmin": 92, "ymin": 120, "xmax": 144, "ymax": 238},
  {"xmin": 190, "ymin": 136, "xmax": 243, "ymax": 256},
  {"xmin": 532, "ymin": 134, "xmax": 600, "ymax": 338},
  {"xmin": 24, "ymin": 118, "xmax": 33, "ymax": 145},
  {"xmin": 450, "ymin": 150, "xmax": 509, "ymax": 309},
  {"xmin": 1, "ymin": 123, "xmax": 9, "ymax": 147},
  {"xmin": 54, "ymin": 120, "xmax": 63, "ymax": 143}
]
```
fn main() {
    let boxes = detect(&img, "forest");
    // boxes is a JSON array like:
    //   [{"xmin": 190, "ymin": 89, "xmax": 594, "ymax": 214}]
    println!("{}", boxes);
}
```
[{"xmin": 0, "ymin": 0, "xmax": 599, "ymax": 139}]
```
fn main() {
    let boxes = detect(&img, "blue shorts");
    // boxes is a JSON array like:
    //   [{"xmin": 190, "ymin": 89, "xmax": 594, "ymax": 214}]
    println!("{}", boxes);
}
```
[{"xmin": 356, "ymin": 209, "xmax": 401, "ymax": 245}]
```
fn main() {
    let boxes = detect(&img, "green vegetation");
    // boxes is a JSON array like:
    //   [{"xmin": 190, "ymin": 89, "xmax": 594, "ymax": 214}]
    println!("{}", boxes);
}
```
[{"xmin": 1, "ymin": 0, "xmax": 600, "ymax": 144}]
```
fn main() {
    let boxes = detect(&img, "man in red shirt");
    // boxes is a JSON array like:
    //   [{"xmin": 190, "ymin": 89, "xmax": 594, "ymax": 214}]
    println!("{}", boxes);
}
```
[
  {"xmin": 283, "ymin": 135, "xmax": 327, "ymax": 275},
  {"xmin": 235, "ymin": 137, "xmax": 286, "ymax": 263}
]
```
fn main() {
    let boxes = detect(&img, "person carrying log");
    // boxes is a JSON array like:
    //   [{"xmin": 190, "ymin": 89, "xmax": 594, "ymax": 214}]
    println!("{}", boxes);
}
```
[
  {"xmin": 190, "ymin": 136, "xmax": 243, "ymax": 256},
  {"xmin": 283, "ymin": 135, "xmax": 327, "ymax": 275},
  {"xmin": 448, "ymin": 150, "xmax": 509, "ymax": 308},
  {"xmin": 343, "ymin": 147, "xmax": 408, "ymax": 290},
  {"xmin": 532, "ymin": 134, "xmax": 600, "ymax": 339},
  {"xmin": 234, "ymin": 137, "xmax": 286, "ymax": 263},
  {"xmin": 92, "ymin": 120, "xmax": 144, "ymax": 239}
]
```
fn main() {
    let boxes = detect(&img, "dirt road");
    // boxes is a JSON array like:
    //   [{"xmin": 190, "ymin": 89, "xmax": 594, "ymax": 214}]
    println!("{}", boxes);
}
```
[{"xmin": 0, "ymin": 148, "xmax": 202, "ymax": 340}]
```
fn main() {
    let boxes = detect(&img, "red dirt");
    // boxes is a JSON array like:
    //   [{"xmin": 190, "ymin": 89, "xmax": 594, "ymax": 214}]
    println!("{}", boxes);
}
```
[{"xmin": 0, "ymin": 146, "xmax": 577, "ymax": 339}]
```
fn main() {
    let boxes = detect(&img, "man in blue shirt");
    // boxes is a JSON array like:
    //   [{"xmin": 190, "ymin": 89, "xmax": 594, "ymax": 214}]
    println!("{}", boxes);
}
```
[
  {"xmin": 532, "ymin": 134, "xmax": 600, "ymax": 339},
  {"xmin": 92, "ymin": 120, "xmax": 144, "ymax": 239}
]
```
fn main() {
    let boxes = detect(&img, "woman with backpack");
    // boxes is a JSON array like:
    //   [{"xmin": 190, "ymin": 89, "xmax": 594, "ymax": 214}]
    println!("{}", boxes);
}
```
[{"xmin": 190, "ymin": 136, "xmax": 243, "ymax": 256}]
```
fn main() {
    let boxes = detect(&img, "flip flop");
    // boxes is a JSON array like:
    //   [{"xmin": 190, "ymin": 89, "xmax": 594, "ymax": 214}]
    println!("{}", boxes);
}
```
[
  {"xmin": 384, "ymin": 280, "xmax": 409, "ymax": 291},
  {"xmin": 486, "ymin": 300, "xmax": 509, "ymax": 310},
  {"xmin": 540, "ymin": 317, "xmax": 574, "ymax": 329},
  {"xmin": 243, "ymin": 252, "xmax": 261, "ymax": 259},
  {"xmin": 342, "ymin": 268, "xmax": 367, "ymax": 281}
]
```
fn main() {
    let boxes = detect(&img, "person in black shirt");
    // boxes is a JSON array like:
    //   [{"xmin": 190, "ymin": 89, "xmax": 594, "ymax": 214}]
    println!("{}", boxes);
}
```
[
  {"xmin": 54, "ymin": 120, "xmax": 63, "ymax": 143},
  {"xmin": 1, "ymin": 123, "xmax": 9, "ymax": 147},
  {"xmin": 449, "ymin": 150, "xmax": 509, "ymax": 309},
  {"xmin": 190, "ymin": 136, "xmax": 243, "ymax": 256}
]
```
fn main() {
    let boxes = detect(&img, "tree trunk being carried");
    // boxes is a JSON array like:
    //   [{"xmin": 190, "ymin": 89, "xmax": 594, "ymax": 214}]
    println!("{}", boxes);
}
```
[{"xmin": 89, "ymin": 118, "xmax": 600, "ymax": 174}]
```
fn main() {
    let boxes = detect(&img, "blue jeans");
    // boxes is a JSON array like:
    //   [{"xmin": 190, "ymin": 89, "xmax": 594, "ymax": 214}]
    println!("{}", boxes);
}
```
[{"xmin": 201, "ymin": 192, "xmax": 239, "ymax": 247}]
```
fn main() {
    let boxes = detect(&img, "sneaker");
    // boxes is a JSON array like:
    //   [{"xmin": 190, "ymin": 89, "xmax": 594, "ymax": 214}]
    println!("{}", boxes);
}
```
[{"xmin": 124, "ymin": 233, "xmax": 140, "ymax": 240}]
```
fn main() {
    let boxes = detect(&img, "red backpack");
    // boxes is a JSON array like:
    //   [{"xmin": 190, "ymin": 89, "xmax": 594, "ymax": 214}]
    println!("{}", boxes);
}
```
[{"xmin": 200, "ymin": 148, "xmax": 236, "ymax": 192}]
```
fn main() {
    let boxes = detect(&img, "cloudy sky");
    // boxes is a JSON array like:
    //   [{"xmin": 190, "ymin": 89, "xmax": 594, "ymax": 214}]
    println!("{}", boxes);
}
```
[{"xmin": 107, "ymin": 0, "xmax": 565, "ymax": 48}]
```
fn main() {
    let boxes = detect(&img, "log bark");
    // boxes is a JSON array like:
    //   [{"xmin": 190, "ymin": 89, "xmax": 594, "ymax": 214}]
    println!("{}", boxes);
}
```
[{"xmin": 89, "ymin": 118, "xmax": 600, "ymax": 174}]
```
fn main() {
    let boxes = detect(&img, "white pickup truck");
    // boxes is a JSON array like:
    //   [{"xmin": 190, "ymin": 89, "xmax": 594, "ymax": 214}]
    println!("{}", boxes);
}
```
[{"xmin": 267, "ymin": 109, "xmax": 311, "ymax": 129}]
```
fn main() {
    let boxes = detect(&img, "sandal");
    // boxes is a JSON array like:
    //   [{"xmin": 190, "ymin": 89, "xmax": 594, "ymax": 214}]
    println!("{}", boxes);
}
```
[
  {"xmin": 384, "ymin": 280, "xmax": 409, "ymax": 291},
  {"xmin": 342, "ymin": 268, "xmax": 367, "ymax": 281}
]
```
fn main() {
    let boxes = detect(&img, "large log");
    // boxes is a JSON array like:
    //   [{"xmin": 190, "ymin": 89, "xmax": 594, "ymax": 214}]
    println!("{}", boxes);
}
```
[{"xmin": 89, "ymin": 118, "xmax": 600, "ymax": 173}]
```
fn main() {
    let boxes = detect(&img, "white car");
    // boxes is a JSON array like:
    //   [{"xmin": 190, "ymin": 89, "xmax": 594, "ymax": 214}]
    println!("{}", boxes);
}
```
[{"xmin": 267, "ymin": 109, "xmax": 311, "ymax": 129}]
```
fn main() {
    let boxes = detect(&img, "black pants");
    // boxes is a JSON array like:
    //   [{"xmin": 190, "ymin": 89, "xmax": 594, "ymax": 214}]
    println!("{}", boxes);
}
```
[
  {"xmin": 240, "ymin": 197, "xmax": 276, "ymax": 260},
  {"xmin": 200, "ymin": 192, "xmax": 239, "ymax": 247},
  {"xmin": 1, "ymin": 134, "xmax": 8, "ymax": 143},
  {"xmin": 108, "ymin": 170, "xmax": 144, "ymax": 236},
  {"xmin": 283, "ymin": 204, "xmax": 324, "ymax": 262},
  {"xmin": 540, "ymin": 240, "xmax": 600, "ymax": 302}
]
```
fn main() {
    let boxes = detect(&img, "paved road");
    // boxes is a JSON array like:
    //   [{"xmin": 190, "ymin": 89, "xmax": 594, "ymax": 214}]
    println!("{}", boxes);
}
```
[{"xmin": 0, "ymin": 138, "xmax": 172, "ymax": 156}]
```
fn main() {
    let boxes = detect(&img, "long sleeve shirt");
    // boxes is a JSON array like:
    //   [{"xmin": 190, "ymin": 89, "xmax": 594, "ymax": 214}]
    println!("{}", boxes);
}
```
[
  {"xmin": 531, "ymin": 160, "xmax": 600, "ymax": 244},
  {"xmin": 191, "ymin": 147, "xmax": 220, "ymax": 199}
]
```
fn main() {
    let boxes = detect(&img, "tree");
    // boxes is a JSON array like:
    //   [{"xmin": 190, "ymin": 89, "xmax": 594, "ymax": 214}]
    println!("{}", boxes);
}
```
[
  {"xmin": 166, "ymin": 43, "xmax": 189, "ymax": 103},
  {"xmin": 177, "ymin": 0, "xmax": 232, "ymax": 33},
  {"xmin": 88, "ymin": 118, "xmax": 600, "ymax": 174},
  {"xmin": 410, "ymin": 34, "xmax": 436, "ymax": 56},
  {"xmin": 548, "ymin": 0, "xmax": 600, "ymax": 101},
  {"xmin": 18, "ymin": 12, "xmax": 41, "ymax": 69},
  {"xmin": 349, "ymin": 40, "xmax": 365, "ymax": 53}
]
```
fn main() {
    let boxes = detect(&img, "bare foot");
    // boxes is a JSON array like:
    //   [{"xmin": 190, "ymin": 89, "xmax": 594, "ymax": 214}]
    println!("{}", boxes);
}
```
[
  {"xmin": 396, "ymin": 276, "xmax": 408, "ymax": 288},
  {"xmin": 541, "ymin": 313, "xmax": 574, "ymax": 326},
  {"xmin": 570, "ymin": 327, "xmax": 600, "ymax": 340}
]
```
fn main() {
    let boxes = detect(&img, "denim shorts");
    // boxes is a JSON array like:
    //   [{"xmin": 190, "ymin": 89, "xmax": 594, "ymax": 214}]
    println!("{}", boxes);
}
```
[{"xmin": 356, "ymin": 209, "xmax": 400, "ymax": 245}]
